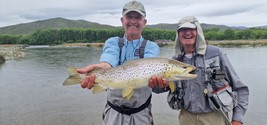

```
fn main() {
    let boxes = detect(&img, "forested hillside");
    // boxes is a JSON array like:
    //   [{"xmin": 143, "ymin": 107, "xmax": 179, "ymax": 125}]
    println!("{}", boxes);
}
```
[
  {"xmin": 0, "ymin": 17, "xmax": 117, "ymax": 35},
  {"xmin": 0, "ymin": 17, "xmax": 251, "ymax": 35},
  {"xmin": 0, "ymin": 17, "xmax": 267, "ymax": 45}
]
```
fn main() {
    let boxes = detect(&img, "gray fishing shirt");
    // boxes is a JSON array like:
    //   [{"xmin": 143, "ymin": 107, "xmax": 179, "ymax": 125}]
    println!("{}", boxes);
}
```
[
  {"xmin": 176, "ymin": 45, "xmax": 249, "ymax": 123},
  {"xmin": 173, "ymin": 16, "xmax": 249, "ymax": 123}
]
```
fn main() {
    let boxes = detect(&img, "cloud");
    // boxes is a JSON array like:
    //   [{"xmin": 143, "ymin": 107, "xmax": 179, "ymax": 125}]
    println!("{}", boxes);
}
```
[{"xmin": 0, "ymin": 0, "xmax": 267, "ymax": 27}]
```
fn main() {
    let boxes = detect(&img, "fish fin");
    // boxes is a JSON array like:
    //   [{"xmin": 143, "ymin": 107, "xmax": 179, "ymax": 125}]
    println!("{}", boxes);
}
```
[
  {"xmin": 67, "ymin": 67, "xmax": 79, "ymax": 77},
  {"xmin": 122, "ymin": 88, "xmax": 134, "ymax": 100},
  {"xmin": 63, "ymin": 78, "xmax": 81, "ymax": 86},
  {"xmin": 63, "ymin": 67, "xmax": 80, "ymax": 86},
  {"xmin": 125, "ymin": 90, "xmax": 134, "ymax": 100},
  {"xmin": 92, "ymin": 84, "xmax": 106, "ymax": 94},
  {"xmin": 169, "ymin": 82, "xmax": 176, "ymax": 93}
]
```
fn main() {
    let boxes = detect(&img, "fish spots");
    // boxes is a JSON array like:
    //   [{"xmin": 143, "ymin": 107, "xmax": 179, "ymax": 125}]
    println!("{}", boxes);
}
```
[
  {"xmin": 90, "ymin": 58, "xmax": 196, "ymax": 94},
  {"xmin": 162, "ymin": 71, "xmax": 172, "ymax": 78}
]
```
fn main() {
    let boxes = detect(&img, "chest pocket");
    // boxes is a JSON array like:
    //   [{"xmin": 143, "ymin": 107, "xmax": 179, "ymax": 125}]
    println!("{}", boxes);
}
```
[
  {"xmin": 204, "ymin": 56, "xmax": 225, "ymax": 90},
  {"xmin": 205, "ymin": 56, "xmax": 220, "ymax": 70}
]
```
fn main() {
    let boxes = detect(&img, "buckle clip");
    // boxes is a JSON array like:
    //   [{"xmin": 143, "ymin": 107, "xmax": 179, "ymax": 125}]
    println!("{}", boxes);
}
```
[{"xmin": 120, "ymin": 105, "xmax": 132, "ymax": 115}]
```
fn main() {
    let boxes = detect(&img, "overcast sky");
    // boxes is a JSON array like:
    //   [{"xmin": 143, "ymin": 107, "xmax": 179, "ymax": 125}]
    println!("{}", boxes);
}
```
[{"xmin": 0, "ymin": 0, "xmax": 267, "ymax": 28}]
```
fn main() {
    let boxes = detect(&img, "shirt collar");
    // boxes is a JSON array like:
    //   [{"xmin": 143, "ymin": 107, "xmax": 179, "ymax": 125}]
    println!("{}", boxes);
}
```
[{"xmin": 123, "ymin": 35, "xmax": 144, "ymax": 47}]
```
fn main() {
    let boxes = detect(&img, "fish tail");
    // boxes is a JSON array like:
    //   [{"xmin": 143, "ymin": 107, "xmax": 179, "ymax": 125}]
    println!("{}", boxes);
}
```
[{"xmin": 63, "ymin": 67, "xmax": 81, "ymax": 86}]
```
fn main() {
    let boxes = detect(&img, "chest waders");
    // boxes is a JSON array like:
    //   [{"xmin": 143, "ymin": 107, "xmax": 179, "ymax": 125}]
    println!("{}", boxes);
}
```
[{"xmin": 107, "ymin": 38, "xmax": 152, "ymax": 116}]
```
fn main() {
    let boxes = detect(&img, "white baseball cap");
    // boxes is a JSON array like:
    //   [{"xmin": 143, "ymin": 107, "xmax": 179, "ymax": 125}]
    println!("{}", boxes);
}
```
[{"xmin": 177, "ymin": 22, "xmax": 196, "ymax": 30}]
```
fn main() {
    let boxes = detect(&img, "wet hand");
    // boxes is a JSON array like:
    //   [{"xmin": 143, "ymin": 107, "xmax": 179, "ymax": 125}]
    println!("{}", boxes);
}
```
[
  {"xmin": 76, "ymin": 62, "xmax": 111, "ymax": 90},
  {"xmin": 148, "ymin": 76, "xmax": 168, "ymax": 89},
  {"xmin": 231, "ymin": 120, "xmax": 242, "ymax": 125},
  {"xmin": 76, "ymin": 64, "xmax": 97, "ymax": 89},
  {"xmin": 81, "ymin": 74, "xmax": 96, "ymax": 89},
  {"xmin": 77, "ymin": 64, "xmax": 97, "ymax": 74}
]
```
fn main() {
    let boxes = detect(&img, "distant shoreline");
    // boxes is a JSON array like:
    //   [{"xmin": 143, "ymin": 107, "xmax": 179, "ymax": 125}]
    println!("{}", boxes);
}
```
[
  {"xmin": 60, "ymin": 39, "xmax": 267, "ymax": 47},
  {"xmin": 207, "ymin": 39, "xmax": 267, "ymax": 47},
  {"xmin": 0, "ymin": 39, "xmax": 267, "ymax": 48}
]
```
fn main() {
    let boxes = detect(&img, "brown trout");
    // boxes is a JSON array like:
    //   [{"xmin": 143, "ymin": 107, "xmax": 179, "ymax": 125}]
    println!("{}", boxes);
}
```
[{"xmin": 63, "ymin": 57, "xmax": 197, "ymax": 100}]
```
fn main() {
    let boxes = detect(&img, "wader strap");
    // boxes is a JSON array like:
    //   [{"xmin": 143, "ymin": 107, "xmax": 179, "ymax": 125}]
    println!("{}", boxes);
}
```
[
  {"xmin": 139, "ymin": 40, "xmax": 147, "ymax": 58},
  {"xmin": 107, "ymin": 95, "xmax": 152, "ymax": 115},
  {"xmin": 118, "ymin": 38, "xmax": 124, "ymax": 65},
  {"xmin": 118, "ymin": 38, "xmax": 147, "ymax": 63}
]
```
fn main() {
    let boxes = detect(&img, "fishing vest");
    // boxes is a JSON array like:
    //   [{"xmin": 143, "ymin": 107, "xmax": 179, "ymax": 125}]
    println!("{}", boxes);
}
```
[
  {"xmin": 203, "ymin": 46, "xmax": 238, "ymax": 113},
  {"xmin": 118, "ymin": 38, "xmax": 147, "ymax": 65},
  {"xmin": 167, "ymin": 46, "xmax": 238, "ymax": 113}
]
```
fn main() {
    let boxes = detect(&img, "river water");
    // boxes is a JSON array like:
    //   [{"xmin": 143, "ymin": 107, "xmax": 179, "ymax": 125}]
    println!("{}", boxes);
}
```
[{"xmin": 0, "ymin": 46, "xmax": 266, "ymax": 125}]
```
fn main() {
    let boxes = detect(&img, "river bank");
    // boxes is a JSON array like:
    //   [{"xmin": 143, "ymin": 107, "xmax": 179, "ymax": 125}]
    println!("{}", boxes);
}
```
[
  {"xmin": 1, "ymin": 39, "xmax": 267, "ymax": 48},
  {"xmin": 60, "ymin": 39, "xmax": 267, "ymax": 47},
  {"xmin": 207, "ymin": 39, "xmax": 267, "ymax": 47},
  {"xmin": 0, "ymin": 44, "xmax": 26, "ymax": 62}
]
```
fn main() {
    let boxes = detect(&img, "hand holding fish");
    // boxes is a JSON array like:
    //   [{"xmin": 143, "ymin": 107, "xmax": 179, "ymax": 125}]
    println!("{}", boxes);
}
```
[
  {"xmin": 149, "ymin": 76, "xmax": 169, "ymax": 89},
  {"xmin": 77, "ymin": 62, "xmax": 111, "ymax": 89},
  {"xmin": 231, "ymin": 120, "xmax": 242, "ymax": 125}
]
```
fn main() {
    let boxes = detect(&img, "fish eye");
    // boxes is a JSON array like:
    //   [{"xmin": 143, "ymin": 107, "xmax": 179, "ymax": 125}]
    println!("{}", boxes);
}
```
[{"xmin": 182, "ymin": 66, "xmax": 187, "ymax": 69}]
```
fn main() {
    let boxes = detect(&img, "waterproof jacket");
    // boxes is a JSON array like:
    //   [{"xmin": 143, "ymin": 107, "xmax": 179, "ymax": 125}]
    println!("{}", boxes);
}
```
[{"xmin": 173, "ymin": 16, "xmax": 249, "ymax": 123}]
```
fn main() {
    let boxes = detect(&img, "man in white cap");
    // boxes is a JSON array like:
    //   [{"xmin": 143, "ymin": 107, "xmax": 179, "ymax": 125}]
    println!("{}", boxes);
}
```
[
  {"xmin": 77, "ymin": 1, "xmax": 168, "ymax": 125},
  {"xmin": 167, "ymin": 16, "xmax": 249, "ymax": 125}
]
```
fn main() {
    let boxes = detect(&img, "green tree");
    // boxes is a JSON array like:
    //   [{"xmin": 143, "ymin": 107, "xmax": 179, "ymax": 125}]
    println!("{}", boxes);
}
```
[{"xmin": 223, "ymin": 29, "xmax": 236, "ymax": 40}]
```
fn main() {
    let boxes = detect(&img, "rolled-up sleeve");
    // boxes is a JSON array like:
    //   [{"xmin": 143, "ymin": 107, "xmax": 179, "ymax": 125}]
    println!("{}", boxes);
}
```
[
  {"xmin": 100, "ymin": 37, "xmax": 120, "ymax": 67},
  {"xmin": 144, "ymin": 40, "xmax": 160, "ymax": 58}
]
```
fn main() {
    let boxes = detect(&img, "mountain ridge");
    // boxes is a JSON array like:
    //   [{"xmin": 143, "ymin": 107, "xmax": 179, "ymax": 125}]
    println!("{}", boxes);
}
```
[{"xmin": 0, "ymin": 17, "xmax": 265, "ymax": 35}]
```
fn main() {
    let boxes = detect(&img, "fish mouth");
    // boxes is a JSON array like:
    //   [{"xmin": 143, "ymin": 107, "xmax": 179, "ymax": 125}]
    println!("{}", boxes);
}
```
[
  {"xmin": 184, "ymin": 65, "xmax": 196, "ymax": 74},
  {"xmin": 177, "ymin": 66, "xmax": 197, "ymax": 80},
  {"xmin": 189, "ymin": 69, "xmax": 196, "ymax": 74}
]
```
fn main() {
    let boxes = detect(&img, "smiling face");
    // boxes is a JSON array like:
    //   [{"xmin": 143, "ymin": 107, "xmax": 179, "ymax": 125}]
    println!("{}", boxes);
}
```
[
  {"xmin": 178, "ymin": 28, "xmax": 197, "ymax": 54},
  {"xmin": 121, "ymin": 11, "xmax": 147, "ymax": 41}
]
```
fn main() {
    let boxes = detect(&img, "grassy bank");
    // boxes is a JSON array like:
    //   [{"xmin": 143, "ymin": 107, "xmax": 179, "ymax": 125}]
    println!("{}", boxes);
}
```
[
  {"xmin": 157, "ymin": 39, "xmax": 267, "ymax": 47},
  {"xmin": 61, "ymin": 43, "xmax": 104, "ymax": 47},
  {"xmin": 60, "ymin": 39, "xmax": 267, "ymax": 47},
  {"xmin": 207, "ymin": 39, "xmax": 267, "ymax": 47},
  {"xmin": 1, "ymin": 39, "xmax": 267, "ymax": 48}
]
